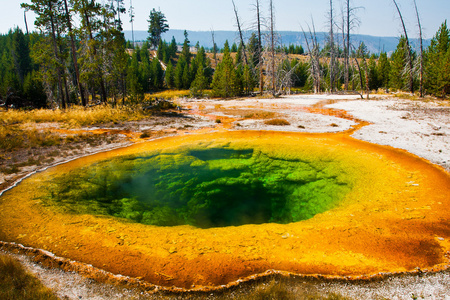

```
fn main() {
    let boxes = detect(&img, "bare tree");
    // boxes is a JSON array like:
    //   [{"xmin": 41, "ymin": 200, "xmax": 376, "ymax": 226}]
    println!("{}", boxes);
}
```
[
  {"xmin": 23, "ymin": 10, "xmax": 29, "ymax": 35},
  {"xmin": 210, "ymin": 28, "xmax": 218, "ymax": 67},
  {"xmin": 129, "ymin": 0, "xmax": 135, "ymax": 48},
  {"xmin": 328, "ymin": 0, "xmax": 336, "ymax": 93},
  {"xmin": 340, "ymin": 0, "xmax": 362, "ymax": 92},
  {"xmin": 413, "ymin": 0, "xmax": 423, "ymax": 97},
  {"xmin": 302, "ymin": 19, "xmax": 322, "ymax": 94},
  {"xmin": 256, "ymin": 0, "xmax": 263, "ymax": 95},
  {"xmin": 392, "ymin": 0, "xmax": 414, "ymax": 94},
  {"xmin": 231, "ymin": 0, "xmax": 248, "ymax": 65},
  {"xmin": 269, "ymin": 0, "xmax": 276, "ymax": 94}
]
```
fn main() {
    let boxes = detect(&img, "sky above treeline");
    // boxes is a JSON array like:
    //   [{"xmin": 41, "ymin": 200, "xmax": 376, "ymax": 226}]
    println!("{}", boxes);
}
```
[{"xmin": 2, "ymin": 0, "xmax": 449, "ymax": 39}]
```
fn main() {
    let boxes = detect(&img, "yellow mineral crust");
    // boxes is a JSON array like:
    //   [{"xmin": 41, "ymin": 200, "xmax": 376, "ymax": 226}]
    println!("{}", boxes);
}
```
[{"xmin": 0, "ymin": 131, "xmax": 449, "ymax": 289}]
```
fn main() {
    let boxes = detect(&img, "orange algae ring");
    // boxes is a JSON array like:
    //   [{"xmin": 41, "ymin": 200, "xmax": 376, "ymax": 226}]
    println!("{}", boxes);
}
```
[{"xmin": 0, "ymin": 130, "xmax": 449, "ymax": 289}]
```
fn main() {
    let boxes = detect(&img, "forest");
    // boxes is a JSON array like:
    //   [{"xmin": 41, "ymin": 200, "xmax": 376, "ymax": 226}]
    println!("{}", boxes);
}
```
[{"xmin": 0, "ymin": 0, "xmax": 449, "ymax": 110}]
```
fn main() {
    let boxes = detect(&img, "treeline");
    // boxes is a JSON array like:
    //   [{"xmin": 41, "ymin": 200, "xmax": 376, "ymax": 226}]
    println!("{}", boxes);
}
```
[{"xmin": 0, "ymin": 1, "xmax": 449, "ymax": 110}]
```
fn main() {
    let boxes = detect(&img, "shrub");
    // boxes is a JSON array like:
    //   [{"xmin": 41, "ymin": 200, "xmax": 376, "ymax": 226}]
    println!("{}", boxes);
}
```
[
  {"xmin": 0, "ymin": 254, "xmax": 58, "ymax": 300},
  {"xmin": 264, "ymin": 118, "xmax": 291, "ymax": 126}
]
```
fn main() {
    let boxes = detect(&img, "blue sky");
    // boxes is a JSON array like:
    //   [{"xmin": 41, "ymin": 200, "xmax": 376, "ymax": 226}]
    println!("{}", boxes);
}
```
[{"xmin": 2, "ymin": 0, "xmax": 449, "ymax": 39}]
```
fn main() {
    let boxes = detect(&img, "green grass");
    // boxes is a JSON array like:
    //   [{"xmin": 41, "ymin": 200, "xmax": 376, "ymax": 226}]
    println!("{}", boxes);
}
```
[{"xmin": 0, "ymin": 254, "xmax": 58, "ymax": 300}]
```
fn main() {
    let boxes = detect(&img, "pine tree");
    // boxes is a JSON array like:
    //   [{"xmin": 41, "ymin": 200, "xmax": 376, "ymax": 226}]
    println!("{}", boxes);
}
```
[
  {"xmin": 147, "ymin": 8, "xmax": 169, "ymax": 49},
  {"xmin": 182, "ymin": 63, "xmax": 190, "ymax": 89},
  {"xmin": 151, "ymin": 57, "xmax": 164, "ymax": 90},
  {"xmin": 127, "ymin": 49, "xmax": 143, "ymax": 102},
  {"xmin": 191, "ymin": 64, "xmax": 208, "ymax": 97},
  {"xmin": 169, "ymin": 36, "xmax": 177, "ymax": 59},
  {"xmin": 377, "ymin": 52, "xmax": 390, "ymax": 92},
  {"xmin": 174, "ymin": 57, "xmax": 186, "ymax": 90},
  {"xmin": 165, "ymin": 61, "xmax": 175, "ymax": 88},
  {"xmin": 425, "ymin": 21, "xmax": 450, "ymax": 97},
  {"xmin": 212, "ymin": 41, "xmax": 237, "ymax": 98},
  {"xmin": 22, "ymin": 0, "xmax": 69, "ymax": 108},
  {"xmin": 368, "ymin": 55, "xmax": 379, "ymax": 90},
  {"xmin": 390, "ymin": 36, "xmax": 409, "ymax": 91},
  {"xmin": 181, "ymin": 30, "xmax": 191, "ymax": 65}
]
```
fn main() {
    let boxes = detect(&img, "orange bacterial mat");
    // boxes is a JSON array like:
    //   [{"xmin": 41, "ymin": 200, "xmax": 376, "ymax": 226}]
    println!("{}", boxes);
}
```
[{"xmin": 0, "ymin": 130, "xmax": 449, "ymax": 289}]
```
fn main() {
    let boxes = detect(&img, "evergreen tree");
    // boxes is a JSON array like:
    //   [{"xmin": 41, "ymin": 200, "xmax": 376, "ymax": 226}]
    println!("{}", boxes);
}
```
[
  {"xmin": 181, "ymin": 30, "xmax": 191, "ymax": 65},
  {"xmin": 390, "ymin": 36, "xmax": 409, "ymax": 90},
  {"xmin": 182, "ymin": 63, "xmax": 190, "ymax": 89},
  {"xmin": 174, "ymin": 57, "xmax": 186, "ymax": 89},
  {"xmin": 242, "ymin": 64, "xmax": 255, "ymax": 94},
  {"xmin": 191, "ymin": 64, "xmax": 208, "ymax": 97},
  {"xmin": 165, "ymin": 61, "xmax": 175, "ymax": 88},
  {"xmin": 169, "ymin": 36, "xmax": 177, "ymax": 59},
  {"xmin": 377, "ymin": 52, "xmax": 391, "ymax": 92},
  {"xmin": 147, "ymin": 8, "xmax": 169, "ymax": 49},
  {"xmin": 231, "ymin": 42, "xmax": 238, "ymax": 53},
  {"xmin": 138, "ymin": 44, "xmax": 152, "ymax": 92},
  {"xmin": 247, "ymin": 32, "xmax": 260, "ymax": 68},
  {"xmin": 212, "ymin": 41, "xmax": 238, "ymax": 97},
  {"xmin": 151, "ymin": 57, "xmax": 164, "ymax": 90},
  {"xmin": 127, "ymin": 49, "xmax": 143, "ymax": 101},
  {"xmin": 425, "ymin": 21, "xmax": 450, "ymax": 97},
  {"xmin": 157, "ymin": 39, "xmax": 165, "ymax": 61},
  {"xmin": 368, "ymin": 55, "xmax": 379, "ymax": 90}
]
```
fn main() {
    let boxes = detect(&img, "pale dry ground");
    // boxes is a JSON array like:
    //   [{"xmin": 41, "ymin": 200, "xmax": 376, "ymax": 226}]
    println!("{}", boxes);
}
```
[{"xmin": 1, "ymin": 94, "xmax": 450, "ymax": 299}]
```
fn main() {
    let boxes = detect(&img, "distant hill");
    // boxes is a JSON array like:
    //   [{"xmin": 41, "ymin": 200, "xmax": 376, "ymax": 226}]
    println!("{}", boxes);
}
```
[{"xmin": 124, "ymin": 29, "xmax": 430, "ymax": 55}]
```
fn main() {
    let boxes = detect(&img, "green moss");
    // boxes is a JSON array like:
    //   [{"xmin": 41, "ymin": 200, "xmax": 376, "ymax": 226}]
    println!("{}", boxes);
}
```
[{"xmin": 43, "ymin": 143, "xmax": 354, "ymax": 228}]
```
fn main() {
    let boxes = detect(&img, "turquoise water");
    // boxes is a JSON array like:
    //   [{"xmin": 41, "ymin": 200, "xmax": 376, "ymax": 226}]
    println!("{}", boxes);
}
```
[{"xmin": 44, "ymin": 145, "xmax": 352, "ymax": 228}]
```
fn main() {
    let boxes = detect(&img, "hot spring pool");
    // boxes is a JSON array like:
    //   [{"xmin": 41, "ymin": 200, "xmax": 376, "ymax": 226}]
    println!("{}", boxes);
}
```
[{"xmin": 0, "ymin": 131, "xmax": 449, "ymax": 289}]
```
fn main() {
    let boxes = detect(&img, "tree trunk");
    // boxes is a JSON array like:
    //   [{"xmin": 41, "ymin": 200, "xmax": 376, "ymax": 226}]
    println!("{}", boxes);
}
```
[
  {"xmin": 329, "ymin": 0, "xmax": 335, "ymax": 93},
  {"xmin": 83, "ymin": 1, "xmax": 108, "ymax": 103},
  {"xmin": 345, "ymin": 0, "xmax": 350, "ymax": 91},
  {"xmin": 270, "ymin": 0, "xmax": 275, "ymax": 94},
  {"xmin": 48, "ymin": 2, "xmax": 66, "ymax": 109},
  {"xmin": 392, "ymin": 0, "xmax": 414, "ymax": 94},
  {"xmin": 211, "ymin": 29, "xmax": 217, "ymax": 67},
  {"xmin": 64, "ymin": 0, "xmax": 87, "ymax": 106},
  {"xmin": 413, "ymin": 0, "xmax": 423, "ymax": 97},
  {"xmin": 232, "ymin": 0, "xmax": 248, "ymax": 65},
  {"xmin": 256, "ymin": 0, "xmax": 263, "ymax": 95},
  {"xmin": 24, "ymin": 11, "xmax": 29, "ymax": 35}
]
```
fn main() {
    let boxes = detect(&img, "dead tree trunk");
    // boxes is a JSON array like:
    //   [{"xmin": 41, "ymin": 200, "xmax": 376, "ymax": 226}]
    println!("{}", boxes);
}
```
[
  {"xmin": 130, "ymin": 0, "xmax": 135, "ymax": 48},
  {"xmin": 232, "ymin": 0, "xmax": 248, "ymax": 65},
  {"xmin": 352, "ymin": 44, "xmax": 367, "ymax": 99},
  {"xmin": 24, "ymin": 11, "xmax": 29, "ymax": 35},
  {"xmin": 211, "ymin": 29, "xmax": 218, "ymax": 67},
  {"xmin": 256, "ymin": 0, "xmax": 264, "ymax": 95},
  {"xmin": 302, "ymin": 21, "xmax": 321, "ymax": 94},
  {"xmin": 269, "ymin": 0, "xmax": 276, "ymax": 95},
  {"xmin": 329, "ymin": 0, "xmax": 335, "ymax": 93},
  {"xmin": 345, "ymin": 0, "xmax": 350, "ymax": 91},
  {"xmin": 413, "ymin": 0, "xmax": 423, "ymax": 97},
  {"xmin": 392, "ymin": 0, "xmax": 414, "ymax": 94}
]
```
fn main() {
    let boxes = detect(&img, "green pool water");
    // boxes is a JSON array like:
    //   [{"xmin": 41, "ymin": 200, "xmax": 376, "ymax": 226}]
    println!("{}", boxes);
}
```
[{"xmin": 43, "ymin": 144, "xmax": 352, "ymax": 228}]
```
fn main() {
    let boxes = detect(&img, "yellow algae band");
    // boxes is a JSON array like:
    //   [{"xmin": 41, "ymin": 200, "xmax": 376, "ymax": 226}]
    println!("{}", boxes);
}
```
[{"xmin": 0, "ymin": 131, "xmax": 449, "ymax": 289}]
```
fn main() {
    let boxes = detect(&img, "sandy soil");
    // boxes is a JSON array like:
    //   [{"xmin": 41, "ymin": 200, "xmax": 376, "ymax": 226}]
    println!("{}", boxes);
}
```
[{"xmin": 1, "ymin": 94, "xmax": 449, "ymax": 299}]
